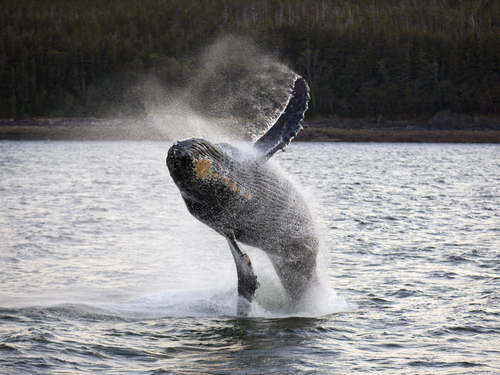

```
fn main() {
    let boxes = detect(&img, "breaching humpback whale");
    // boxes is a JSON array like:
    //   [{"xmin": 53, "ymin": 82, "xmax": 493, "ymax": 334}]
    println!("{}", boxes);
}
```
[{"xmin": 167, "ymin": 77, "xmax": 318, "ymax": 315}]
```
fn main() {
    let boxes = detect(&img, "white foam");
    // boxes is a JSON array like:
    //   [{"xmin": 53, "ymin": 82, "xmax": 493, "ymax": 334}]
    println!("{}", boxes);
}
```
[{"xmin": 90, "ymin": 280, "xmax": 355, "ymax": 319}]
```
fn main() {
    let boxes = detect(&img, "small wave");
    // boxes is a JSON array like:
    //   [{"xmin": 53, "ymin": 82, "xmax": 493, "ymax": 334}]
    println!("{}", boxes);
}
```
[
  {"xmin": 93, "ymin": 283, "xmax": 355, "ymax": 319},
  {"xmin": 2, "ymin": 283, "xmax": 354, "ymax": 321}
]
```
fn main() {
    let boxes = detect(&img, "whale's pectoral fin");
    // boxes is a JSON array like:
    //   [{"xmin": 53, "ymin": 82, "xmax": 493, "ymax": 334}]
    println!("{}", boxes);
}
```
[
  {"xmin": 253, "ymin": 77, "xmax": 310, "ymax": 163},
  {"xmin": 225, "ymin": 232, "xmax": 259, "ymax": 316}
]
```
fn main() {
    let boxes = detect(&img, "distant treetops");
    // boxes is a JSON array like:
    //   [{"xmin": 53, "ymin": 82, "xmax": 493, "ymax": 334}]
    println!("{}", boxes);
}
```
[{"xmin": 1, "ymin": 0, "xmax": 499, "ymax": 121}]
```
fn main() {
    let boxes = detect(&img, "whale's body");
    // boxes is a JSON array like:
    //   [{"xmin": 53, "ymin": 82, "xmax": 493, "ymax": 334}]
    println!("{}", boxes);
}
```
[{"xmin": 167, "ymin": 78, "xmax": 317, "ymax": 315}]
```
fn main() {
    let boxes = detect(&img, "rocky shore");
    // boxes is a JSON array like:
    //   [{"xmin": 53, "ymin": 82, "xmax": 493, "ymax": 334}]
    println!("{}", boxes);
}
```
[
  {"xmin": 0, "ymin": 118, "xmax": 169, "ymax": 141},
  {"xmin": 296, "ymin": 111, "xmax": 500, "ymax": 143},
  {"xmin": 1, "ymin": 112, "xmax": 500, "ymax": 143}
]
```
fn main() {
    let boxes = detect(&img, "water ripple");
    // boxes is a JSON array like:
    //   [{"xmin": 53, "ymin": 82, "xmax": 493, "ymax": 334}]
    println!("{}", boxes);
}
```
[{"xmin": 1, "ymin": 142, "xmax": 499, "ymax": 374}]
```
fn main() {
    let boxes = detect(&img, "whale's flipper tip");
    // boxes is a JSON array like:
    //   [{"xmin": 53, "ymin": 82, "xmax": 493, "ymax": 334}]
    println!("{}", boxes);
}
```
[
  {"xmin": 226, "ymin": 233, "xmax": 259, "ymax": 316},
  {"xmin": 253, "ymin": 77, "xmax": 310, "ymax": 163}
]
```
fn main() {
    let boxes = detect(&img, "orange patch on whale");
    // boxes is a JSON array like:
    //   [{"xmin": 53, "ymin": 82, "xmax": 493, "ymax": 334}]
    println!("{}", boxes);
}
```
[
  {"xmin": 193, "ymin": 157, "xmax": 212, "ymax": 180},
  {"xmin": 193, "ymin": 157, "xmax": 251, "ymax": 200}
]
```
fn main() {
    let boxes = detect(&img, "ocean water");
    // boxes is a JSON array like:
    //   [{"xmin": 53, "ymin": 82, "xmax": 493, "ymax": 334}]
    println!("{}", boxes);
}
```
[{"xmin": 0, "ymin": 140, "xmax": 499, "ymax": 374}]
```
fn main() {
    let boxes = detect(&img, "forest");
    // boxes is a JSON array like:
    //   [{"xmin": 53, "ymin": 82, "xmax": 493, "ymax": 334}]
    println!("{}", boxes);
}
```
[{"xmin": 1, "ymin": 0, "xmax": 500, "ymax": 122}]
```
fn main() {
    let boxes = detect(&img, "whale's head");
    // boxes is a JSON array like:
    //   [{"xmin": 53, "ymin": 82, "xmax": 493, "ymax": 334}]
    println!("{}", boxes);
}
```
[
  {"xmin": 167, "ymin": 138, "xmax": 227, "ymax": 199},
  {"xmin": 167, "ymin": 138, "xmax": 218, "ymax": 186},
  {"xmin": 167, "ymin": 138, "xmax": 252, "ymax": 205}
]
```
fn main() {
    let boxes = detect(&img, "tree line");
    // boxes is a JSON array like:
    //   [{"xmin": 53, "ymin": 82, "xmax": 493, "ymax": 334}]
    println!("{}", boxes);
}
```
[{"xmin": 1, "ymin": 0, "xmax": 499, "ymax": 121}]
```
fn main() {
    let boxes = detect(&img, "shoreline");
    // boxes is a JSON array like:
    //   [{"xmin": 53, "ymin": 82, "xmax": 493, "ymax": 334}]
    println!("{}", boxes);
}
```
[
  {"xmin": 295, "ymin": 127, "xmax": 500, "ymax": 143},
  {"xmin": 1, "ymin": 117, "xmax": 500, "ymax": 143}
]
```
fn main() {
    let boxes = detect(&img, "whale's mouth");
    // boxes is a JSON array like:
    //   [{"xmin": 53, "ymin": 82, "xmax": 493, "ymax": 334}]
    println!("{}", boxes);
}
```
[
  {"xmin": 167, "ymin": 139, "xmax": 251, "ymax": 200},
  {"xmin": 167, "ymin": 138, "xmax": 223, "ymax": 185},
  {"xmin": 168, "ymin": 139, "xmax": 221, "ymax": 162}
]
